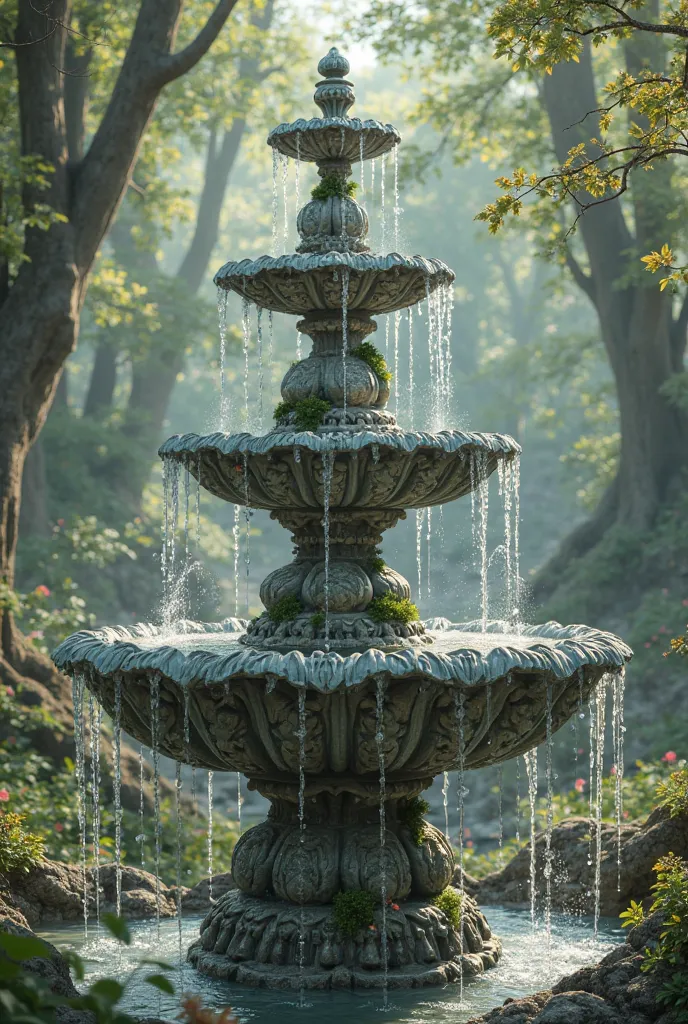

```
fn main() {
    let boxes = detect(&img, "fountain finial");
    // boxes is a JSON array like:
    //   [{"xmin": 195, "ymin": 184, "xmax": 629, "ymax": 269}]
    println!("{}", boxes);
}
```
[{"xmin": 314, "ymin": 47, "xmax": 355, "ymax": 118}]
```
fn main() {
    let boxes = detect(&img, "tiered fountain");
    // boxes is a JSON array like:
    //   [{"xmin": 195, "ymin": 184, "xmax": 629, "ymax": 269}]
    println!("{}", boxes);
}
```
[{"xmin": 53, "ymin": 49, "xmax": 631, "ymax": 993}]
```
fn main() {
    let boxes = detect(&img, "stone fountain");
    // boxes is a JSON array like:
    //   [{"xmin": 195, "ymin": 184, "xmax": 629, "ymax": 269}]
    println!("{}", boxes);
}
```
[{"xmin": 53, "ymin": 49, "xmax": 631, "ymax": 992}]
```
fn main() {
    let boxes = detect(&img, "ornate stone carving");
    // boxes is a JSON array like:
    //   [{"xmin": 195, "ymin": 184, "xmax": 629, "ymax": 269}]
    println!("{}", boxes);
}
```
[
  {"xmin": 188, "ymin": 888, "xmax": 502, "ymax": 989},
  {"xmin": 297, "ymin": 196, "xmax": 369, "ymax": 254},
  {"xmin": 280, "ymin": 353, "xmax": 380, "ymax": 408}
]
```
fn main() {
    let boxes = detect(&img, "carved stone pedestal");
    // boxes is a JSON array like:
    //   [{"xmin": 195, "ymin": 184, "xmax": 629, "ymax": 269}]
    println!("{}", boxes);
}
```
[
  {"xmin": 189, "ymin": 888, "xmax": 501, "ymax": 990},
  {"xmin": 189, "ymin": 791, "xmax": 502, "ymax": 989}
]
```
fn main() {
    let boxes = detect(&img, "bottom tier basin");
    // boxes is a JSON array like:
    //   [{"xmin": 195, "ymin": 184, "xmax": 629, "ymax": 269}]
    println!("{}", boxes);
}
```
[{"xmin": 52, "ymin": 618, "xmax": 630, "ymax": 989}]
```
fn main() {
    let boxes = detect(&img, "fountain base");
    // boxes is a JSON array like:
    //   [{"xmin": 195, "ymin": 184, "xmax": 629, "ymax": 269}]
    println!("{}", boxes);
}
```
[{"xmin": 188, "ymin": 888, "xmax": 501, "ymax": 989}]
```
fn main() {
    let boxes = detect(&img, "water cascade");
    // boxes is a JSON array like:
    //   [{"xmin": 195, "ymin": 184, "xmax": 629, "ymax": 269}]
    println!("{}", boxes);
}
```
[{"xmin": 53, "ymin": 48, "xmax": 631, "ymax": 995}]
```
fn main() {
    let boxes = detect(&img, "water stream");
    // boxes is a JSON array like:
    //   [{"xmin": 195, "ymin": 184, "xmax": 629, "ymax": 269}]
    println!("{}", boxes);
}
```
[
  {"xmin": 523, "ymin": 748, "xmax": 538, "ymax": 930},
  {"xmin": 375, "ymin": 674, "xmax": 389, "ymax": 1008},
  {"xmin": 72, "ymin": 674, "xmax": 88, "ymax": 936},
  {"xmin": 297, "ymin": 686, "xmax": 308, "ymax": 1008}
]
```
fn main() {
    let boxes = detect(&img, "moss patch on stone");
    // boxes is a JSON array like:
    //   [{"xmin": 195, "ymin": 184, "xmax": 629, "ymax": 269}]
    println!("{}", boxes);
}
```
[
  {"xmin": 310, "ymin": 612, "xmax": 325, "ymax": 628},
  {"xmin": 432, "ymin": 887, "xmax": 463, "ymax": 929},
  {"xmin": 369, "ymin": 554, "xmax": 386, "ymax": 573},
  {"xmin": 332, "ymin": 889, "xmax": 376, "ymax": 937},
  {"xmin": 398, "ymin": 797, "xmax": 430, "ymax": 846},
  {"xmin": 311, "ymin": 175, "xmax": 358, "ymax": 201},
  {"xmin": 368, "ymin": 594, "xmax": 419, "ymax": 624},
  {"xmin": 268, "ymin": 595, "xmax": 302, "ymax": 623},
  {"xmin": 355, "ymin": 341, "xmax": 392, "ymax": 384},
  {"xmin": 273, "ymin": 397, "xmax": 331, "ymax": 431}
]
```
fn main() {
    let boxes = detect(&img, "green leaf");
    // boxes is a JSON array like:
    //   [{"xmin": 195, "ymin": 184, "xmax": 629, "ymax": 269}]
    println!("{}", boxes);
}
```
[
  {"xmin": 140, "ymin": 958, "xmax": 175, "ymax": 970},
  {"xmin": 144, "ymin": 973, "xmax": 175, "ymax": 994},
  {"xmin": 101, "ymin": 913, "xmax": 131, "ymax": 945},
  {"xmin": 0, "ymin": 932, "xmax": 51, "ymax": 960},
  {"xmin": 89, "ymin": 977, "xmax": 125, "ymax": 1004}
]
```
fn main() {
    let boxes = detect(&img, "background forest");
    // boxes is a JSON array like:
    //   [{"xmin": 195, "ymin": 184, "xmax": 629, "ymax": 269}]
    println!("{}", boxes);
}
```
[{"xmin": 2, "ymin": 0, "xmax": 687, "ymax": 871}]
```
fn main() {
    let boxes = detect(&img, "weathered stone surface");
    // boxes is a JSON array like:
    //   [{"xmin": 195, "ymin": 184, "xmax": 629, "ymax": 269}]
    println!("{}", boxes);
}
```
[
  {"xmin": 465, "ymin": 912, "xmax": 675, "ymax": 1024},
  {"xmin": 189, "ymin": 886, "xmax": 501, "ymax": 990},
  {"xmin": 473, "ymin": 803, "xmax": 688, "ymax": 916}
]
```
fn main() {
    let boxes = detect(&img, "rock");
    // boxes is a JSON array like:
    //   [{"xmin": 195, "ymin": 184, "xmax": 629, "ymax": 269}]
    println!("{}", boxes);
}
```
[
  {"xmin": 473, "ymin": 803, "xmax": 688, "ymax": 916},
  {"xmin": 181, "ymin": 872, "xmax": 235, "ymax": 913},
  {"xmin": 466, "ymin": 911, "xmax": 674, "ymax": 1024}
]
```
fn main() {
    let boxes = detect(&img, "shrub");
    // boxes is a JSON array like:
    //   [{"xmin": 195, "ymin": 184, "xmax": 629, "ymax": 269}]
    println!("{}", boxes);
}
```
[
  {"xmin": 273, "ymin": 397, "xmax": 331, "ymax": 431},
  {"xmin": 310, "ymin": 175, "xmax": 358, "ymax": 201},
  {"xmin": 656, "ymin": 769, "xmax": 688, "ymax": 818},
  {"xmin": 621, "ymin": 853, "xmax": 688, "ymax": 1021},
  {"xmin": 0, "ymin": 812, "xmax": 45, "ymax": 873},
  {"xmin": 354, "ymin": 341, "xmax": 392, "ymax": 384},
  {"xmin": 432, "ymin": 887, "xmax": 462, "ymax": 928},
  {"xmin": 268, "ymin": 595, "xmax": 302, "ymax": 623},
  {"xmin": 398, "ymin": 797, "xmax": 430, "ymax": 846},
  {"xmin": 332, "ymin": 889, "xmax": 376, "ymax": 937},
  {"xmin": 310, "ymin": 612, "xmax": 325, "ymax": 629},
  {"xmin": 368, "ymin": 594, "xmax": 419, "ymax": 624}
]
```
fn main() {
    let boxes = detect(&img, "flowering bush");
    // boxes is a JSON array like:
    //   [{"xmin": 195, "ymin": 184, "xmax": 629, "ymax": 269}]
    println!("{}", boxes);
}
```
[{"xmin": 0, "ymin": 812, "xmax": 45, "ymax": 873}]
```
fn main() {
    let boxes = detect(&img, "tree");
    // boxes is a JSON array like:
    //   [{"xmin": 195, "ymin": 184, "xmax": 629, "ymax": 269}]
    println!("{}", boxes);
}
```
[
  {"xmin": 0, "ymin": 0, "xmax": 240, "ymax": 694},
  {"xmin": 354, "ymin": 0, "xmax": 688, "ymax": 606}
]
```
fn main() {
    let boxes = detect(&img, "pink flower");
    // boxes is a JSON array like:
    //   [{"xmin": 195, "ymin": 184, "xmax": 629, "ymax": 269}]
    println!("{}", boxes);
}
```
[
  {"xmin": 662, "ymin": 588, "xmax": 669, "ymax": 596},
  {"xmin": 683, "ymin": 599, "xmax": 688, "ymax": 607},
  {"xmin": 54, "ymin": 822, "xmax": 64, "ymax": 833},
  {"xmin": 575, "ymin": 778, "xmax": 586, "ymax": 793},
  {"xmin": 391, "ymin": 903, "xmax": 400, "ymax": 911},
  {"xmin": 368, "ymin": 924, "xmax": 377, "ymax": 932},
  {"xmin": 5, "ymin": 686, "xmax": 14, "ymax": 697},
  {"xmin": 57, "ymin": 519, "xmax": 65, "ymax": 527},
  {"xmin": 577, "ymin": 748, "xmax": 584, "ymax": 755},
  {"xmin": 0, "ymin": 789, "xmax": 9, "ymax": 802},
  {"xmin": 610, "ymin": 765, "xmax": 617, "ymax": 775},
  {"xmin": 463, "ymin": 826, "xmax": 471, "ymax": 838},
  {"xmin": 652, "ymin": 635, "xmax": 659, "ymax": 642},
  {"xmin": 644, "ymin": 642, "xmax": 651, "ymax": 648},
  {"xmin": 34, "ymin": 585, "xmax": 50, "ymax": 598},
  {"xmin": 623, "ymin": 811, "xmax": 629, "ymax": 819},
  {"xmin": 662, "ymin": 751, "xmax": 678, "ymax": 763},
  {"xmin": 27, "ymin": 631, "xmax": 44, "ymax": 640},
  {"xmin": 659, "ymin": 625, "xmax": 668, "ymax": 634},
  {"xmin": 466, "ymin": 839, "xmax": 474, "ymax": 848}
]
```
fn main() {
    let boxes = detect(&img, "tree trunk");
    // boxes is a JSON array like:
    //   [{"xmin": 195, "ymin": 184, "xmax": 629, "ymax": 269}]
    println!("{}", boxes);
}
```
[
  {"xmin": 83, "ymin": 341, "xmax": 119, "ymax": 418},
  {"xmin": 534, "ymin": 38, "xmax": 688, "ymax": 598}
]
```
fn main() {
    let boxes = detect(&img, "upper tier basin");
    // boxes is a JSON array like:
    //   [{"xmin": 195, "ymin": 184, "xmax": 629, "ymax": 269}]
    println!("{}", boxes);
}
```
[
  {"xmin": 268, "ymin": 116, "xmax": 400, "ymax": 163},
  {"xmin": 159, "ymin": 429, "xmax": 520, "ymax": 513},
  {"xmin": 52, "ymin": 619, "xmax": 631, "ymax": 784},
  {"xmin": 214, "ymin": 253, "xmax": 454, "ymax": 316}
]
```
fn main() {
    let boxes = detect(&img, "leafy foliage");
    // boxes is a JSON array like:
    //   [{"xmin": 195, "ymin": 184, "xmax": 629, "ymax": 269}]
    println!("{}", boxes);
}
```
[
  {"xmin": 0, "ymin": 813, "xmax": 45, "ymax": 874},
  {"xmin": 369, "ymin": 554, "xmax": 386, "ymax": 573},
  {"xmin": 354, "ymin": 342, "xmax": 392, "ymax": 384},
  {"xmin": 267, "ymin": 595, "xmax": 303, "ymax": 623},
  {"xmin": 332, "ymin": 889, "xmax": 376, "ymax": 937},
  {"xmin": 656, "ymin": 770, "xmax": 688, "ymax": 819},
  {"xmin": 398, "ymin": 797, "xmax": 430, "ymax": 846},
  {"xmin": 432, "ymin": 886, "xmax": 463, "ymax": 928},
  {"xmin": 310, "ymin": 175, "xmax": 358, "ymax": 200},
  {"xmin": 622, "ymin": 853, "xmax": 688, "ymax": 1021},
  {"xmin": 310, "ymin": 612, "xmax": 325, "ymax": 628},
  {"xmin": 368, "ymin": 594, "xmax": 419, "ymax": 623},
  {"xmin": 273, "ymin": 397, "xmax": 332, "ymax": 431}
]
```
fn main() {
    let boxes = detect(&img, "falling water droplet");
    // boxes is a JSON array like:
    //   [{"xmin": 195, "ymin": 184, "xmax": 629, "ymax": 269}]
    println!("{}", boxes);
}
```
[
  {"xmin": 613, "ymin": 669, "xmax": 626, "ymax": 892},
  {"xmin": 295, "ymin": 133, "xmax": 301, "ymax": 213},
  {"xmin": 243, "ymin": 455, "xmax": 251, "ymax": 614},
  {"xmin": 544, "ymin": 684, "xmax": 554, "ymax": 944},
  {"xmin": 454, "ymin": 688, "xmax": 467, "ymax": 1004},
  {"xmin": 416, "ymin": 508, "xmax": 424, "ymax": 600},
  {"xmin": 497, "ymin": 764, "xmax": 504, "ymax": 867},
  {"xmin": 322, "ymin": 452, "xmax": 333, "ymax": 651},
  {"xmin": 297, "ymin": 687, "xmax": 307, "ymax": 1007},
  {"xmin": 242, "ymin": 299, "xmax": 251, "ymax": 430},
  {"xmin": 236, "ymin": 771, "xmax": 242, "ymax": 833},
  {"xmin": 272, "ymin": 149, "xmax": 278, "ymax": 256},
  {"xmin": 113, "ymin": 676, "xmax": 123, "ymax": 919},
  {"xmin": 524, "ymin": 747, "xmax": 538, "ymax": 930},
  {"xmin": 89, "ymin": 694, "xmax": 102, "ymax": 935},
  {"xmin": 233, "ymin": 505, "xmax": 241, "ymax": 618},
  {"xmin": 359, "ymin": 134, "xmax": 365, "ymax": 194},
  {"xmin": 139, "ymin": 745, "xmax": 146, "ymax": 867},
  {"xmin": 282, "ymin": 153, "xmax": 289, "ymax": 252},
  {"xmin": 296, "ymin": 330, "xmax": 302, "ymax": 361},
  {"xmin": 72, "ymin": 675, "xmax": 88, "ymax": 936},
  {"xmin": 217, "ymin": 287, "xmax": 229, "ymax": 430},
  {"xmin": 380, "ymin": 152, "xmax": 387, "ymax": 251},
  {"xmin": 594, "ymin": 676, "xmax": 608, "ymax": 937},
  {"xmin": 257, "ymin": 307, "xmax": 264, "ymax": 433},
  {"xmin": 150, "ymin": 677, "xmax": 162, "ymax": 937},
  {"xmin": 393, "ymin": 309, "xmax": 400, "ymax": 413},
  {"xmin": 341, "ymin": 268, "xmax": 350, "ymax": 417},
  {"xmin": 268, "ymin": 309, "xmax": 274, "ymax": 365},
  {"xmin": 408, "ymin": 308, "xmax": 415, "ymax": 428},
  {"xmin": 393, "ymin": 146, "xmax": 400, "ymax": 251},
  {"xmin": 426, "ymin": 505, "xmax": 432, "ymax": 599},
  {"xmin": 175, "ymin": 760, "xmax": 183, "ymax": 964},
  {"xmin": 442, "ymin": 771, "xmax": 450, "ymax": 838},
  {"xmin": 478, "ymin": 454, "xmax": 490, "ymax": 630}
]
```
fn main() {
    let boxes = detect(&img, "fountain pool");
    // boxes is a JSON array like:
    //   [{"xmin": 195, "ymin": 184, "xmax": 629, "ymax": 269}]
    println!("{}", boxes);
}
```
[{"xmin": 40, "ymin": 907, "xmax": 623, "ymax": 1022}]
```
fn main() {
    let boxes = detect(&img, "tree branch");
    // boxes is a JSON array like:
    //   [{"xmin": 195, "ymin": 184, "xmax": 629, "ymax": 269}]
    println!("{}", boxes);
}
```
[
  {"xmin": 565, "ymin": 250, "xmax": 596, "ymax": 303},
  {"xmin": 157, "ymin": 0, "xmax": 242, "ymax": 86}
]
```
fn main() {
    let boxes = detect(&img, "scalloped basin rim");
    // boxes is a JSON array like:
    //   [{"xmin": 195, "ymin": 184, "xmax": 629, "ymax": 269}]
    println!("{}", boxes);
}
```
[
  {"xmin": 268, "ymin": 116, "xmax": 400, "ymax": 141},
  {"xmin": 52, "ymin": 619, "xmax": 632, "ymax": 693},
  {"xmin": 214, "ymin": 252, "xmax": 455, "ymax": 286},
  {"xmin": 158, "ymin": 428, "xmax": 522, "ymax": 460}
]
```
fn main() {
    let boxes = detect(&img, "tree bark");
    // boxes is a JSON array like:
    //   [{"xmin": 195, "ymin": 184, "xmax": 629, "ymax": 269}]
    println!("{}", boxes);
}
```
[
  {"xmin": 83, "ymin": 341, "xmax": 119, "ymax": 418},
  {"xmin": 0, "ymin": 0, "xmax": 239, "ymax": 681},
  {"xmin": 534, "ymin": 36, "xmax": 688, "ymax": 597}
]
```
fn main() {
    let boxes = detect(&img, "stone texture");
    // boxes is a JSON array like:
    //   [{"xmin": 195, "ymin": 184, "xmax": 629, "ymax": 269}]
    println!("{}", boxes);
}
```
[
  {"xmin": 465, "ymin": 912, "xmax": 676, "ymax": 1024},
  {"xmin": 189, "ymin": 886, "xmax": 501, "ymax": 990},
  {"xmin": 473, "ymin": 802, "xmax": 688, "ymax": 916}
]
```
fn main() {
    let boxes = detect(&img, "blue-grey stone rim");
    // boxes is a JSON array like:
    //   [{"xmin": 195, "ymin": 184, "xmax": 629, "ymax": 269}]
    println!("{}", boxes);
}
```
[
  {"xmin": 267, "ymin": 117, "xmax": 401, "ymax": 162},
  {"xmin": 158, "ymin": 427, "xmax": 521, "ymax": 460},
  {"xmin": 214, "ymin": 251, "xmax": 453, "ymax": 287},
  {"xmin": 52, "ymin": 619, "xmax": 632, "ymax": 693}
]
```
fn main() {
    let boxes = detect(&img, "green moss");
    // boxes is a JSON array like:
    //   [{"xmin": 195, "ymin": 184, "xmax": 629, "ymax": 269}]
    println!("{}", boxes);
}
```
[
  {"xmin": 0, "ymin": 813, "xmax": 45, "ymax": 873},
  {"xmin": 355, "ymin": 341, "xmax": 392, "ymax": 384},
  {"xmin": 368, "ymin": 594, "xmax": 419, "ymax": 624},
  {"xmin": 268, "ymin": 595, "xmax": 302, "ymax": 623},
  {"xmin": 332, "ymin": 889, "xmax": 376, "ymax": 937},
  {"xmin": 273, "ymin": 397, "xmax": 331, "ymax": 431},
  {"xmin": 398, "ymin": 797, "xmax": 430, "ymax": 846},
  {"xmin": 369, "ymin": 554, "xmax": 386, "ymax": 574},
  {"xmin": 311, "ymin": 175, "xmax": 358, "ymax": 201},
  {"xmin": 310, "ymin": 612, "xmax": 325, "ymax": 629},
  {"xmin": 432, "ymin": 887, "xmax": 463, "ymax": 929}
]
